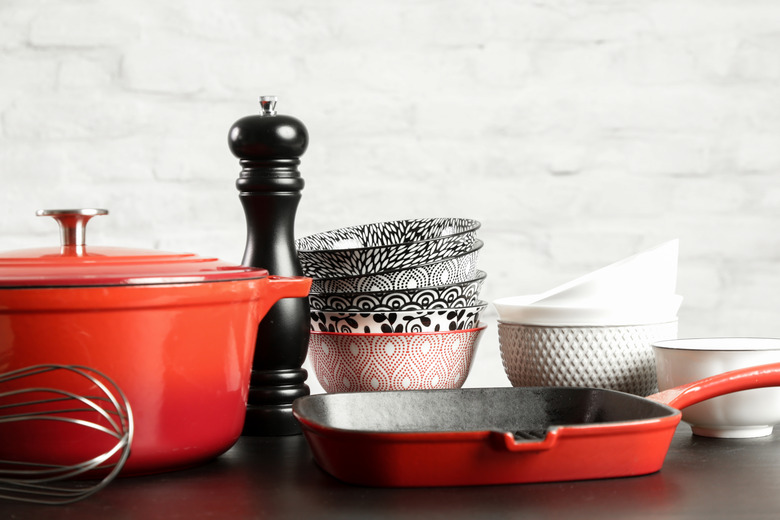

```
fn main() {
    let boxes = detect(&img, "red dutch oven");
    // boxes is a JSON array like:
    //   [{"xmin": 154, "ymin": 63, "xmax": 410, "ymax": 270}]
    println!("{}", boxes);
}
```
[{"xmin": 0, "ymin": 209, "xmax": 312, "ymax": 475}]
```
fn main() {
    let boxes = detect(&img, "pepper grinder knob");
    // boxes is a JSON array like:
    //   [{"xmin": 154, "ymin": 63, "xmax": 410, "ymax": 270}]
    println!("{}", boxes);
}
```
[
  {"xmin": 259, "ymin": 95, "xmax": 277, "ymax": 116},
  {"xmin": 229, "ymin": 96, "xmax": 310, "ymax": 436}
]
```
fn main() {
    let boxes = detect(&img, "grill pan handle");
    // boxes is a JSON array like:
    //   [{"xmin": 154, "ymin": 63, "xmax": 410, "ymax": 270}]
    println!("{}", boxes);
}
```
[
  {"xmin": 492, "ymin": 428, "xmax": 560, "ymax": 452},
  {"xmin": 647, "ymin": 362, "xmax": 780, "ymax": 410}
]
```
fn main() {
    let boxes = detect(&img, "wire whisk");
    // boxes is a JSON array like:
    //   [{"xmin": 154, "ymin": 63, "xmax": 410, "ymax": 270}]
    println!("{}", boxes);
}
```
[{"xmin": 0, "ymin": 364, "xmax": 133, "ymax": 505}]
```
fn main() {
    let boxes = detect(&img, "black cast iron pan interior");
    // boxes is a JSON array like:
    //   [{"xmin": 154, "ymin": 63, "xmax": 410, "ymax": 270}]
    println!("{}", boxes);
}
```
[{"xmin": 295, "ymin": 387, "xmax": 676, "ymax": 437}]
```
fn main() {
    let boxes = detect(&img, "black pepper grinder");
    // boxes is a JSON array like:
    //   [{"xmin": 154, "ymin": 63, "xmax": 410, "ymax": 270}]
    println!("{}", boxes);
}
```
[{"xmin": 228, "ymin": 95, "xmax": 310, "ymax": 436}]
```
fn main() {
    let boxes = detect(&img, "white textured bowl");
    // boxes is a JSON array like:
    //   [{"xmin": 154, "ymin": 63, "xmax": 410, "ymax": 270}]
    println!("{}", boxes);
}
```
[
  {"xmin": 499, "ymin": 320, "xmax": 678, "ymax": 396},
  {"xmin": 308, "ymin": 324, "xmax": 487, "ymax": 393},
  {"xmin": 653, "ymin": 337, "xmax": 780, "ymax": 438}
]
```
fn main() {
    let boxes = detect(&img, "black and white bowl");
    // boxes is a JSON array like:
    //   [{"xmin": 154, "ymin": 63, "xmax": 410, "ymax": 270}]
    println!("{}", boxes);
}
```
[
  {"xmin": 297, "ymin": 218, "xmax": 480, "ymax": 279},
  {"xmin": 308, "ymin": 271, "xmax": 486, "ymax": 312},
  {"xmin": 309, "ymin": 302, "xmax": 488, "ymax": 334},
  {"xmin": 309, "ymin": 241, "xmax": 482, "ymax": 293}
]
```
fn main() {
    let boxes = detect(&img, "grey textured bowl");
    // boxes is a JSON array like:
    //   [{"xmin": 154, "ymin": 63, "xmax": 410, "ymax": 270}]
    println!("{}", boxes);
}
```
[
  {"xmin": 309, "ymin": 240, "xmax": 482, "ymax": 294},
  {"xmin": 297, "ymin": 218, "xmax": 480, "ymax": 279},
  {"xmin": 498, "ymin": 320, "xmax": 678, "ymax": 396},
  {"xmin": 308, "ymin": 271, "xmax": 486, "ymax": 312}
]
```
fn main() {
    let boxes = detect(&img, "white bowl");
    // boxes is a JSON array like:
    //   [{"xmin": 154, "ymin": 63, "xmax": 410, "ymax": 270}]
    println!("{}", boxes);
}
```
[
  {"xmin": 499, "ymin": 320, "xmax": 678, "ymax": 396},
  {"xmin": 531, "ymin": 240, "xmax": 679, "ymax": 306},
  {"xmin": 308, "ymin": 324, "xmax": 487, "ymax": 393},
  {"xmin": 653, "ymin": 337, "xmax": 780, "ymax": 438},
  {"xmin": 493, "ymin": 294, "xmax": 683, "ymax": 327}
]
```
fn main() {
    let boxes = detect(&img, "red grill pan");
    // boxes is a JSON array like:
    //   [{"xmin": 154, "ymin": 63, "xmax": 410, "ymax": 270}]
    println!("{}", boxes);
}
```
[{"xmin": 292, "ymin": 363, "xmax": 780, "ymax": 487}]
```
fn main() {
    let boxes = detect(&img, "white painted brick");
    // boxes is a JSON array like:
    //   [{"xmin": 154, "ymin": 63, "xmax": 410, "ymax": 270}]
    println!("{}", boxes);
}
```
[
  {"xmin": 532, "ymin": 42, "xmax": 626, "ymax": 84},
  {"xmin": 620, "ymin": 134, "xmax": 712, "ymax": 176},
  {"xmin": 57, "ymin": 54, "xmax": 116, "ymax": 89},
  {"xmin": 483, "ymin": 3, "xmax": 570, "ymax": 41},
  {"xmin": 0, "ymin": 3, "xmax": 36, "ymax": 50},
  {"xmin": 536, "ymin": 85, "xmax": 734, "ymax": 136},
  {"xmin": 684, "ymin": 37, "xmax": 743, "ymax": 80},
  {"xmin": 3, "ymin": 94, "xmax": 151, "ymax": 140},
  {"xmin": 0, "ymin": 51, "xmax": 58, "ymax": 94},
  {"xmin": 546, "ymin": 230, "xmax": 649, "ymax": 273},
  {"xmin": 753, "ymin": 181, "xmax": 780, "ymax": 215},
  {"xmin": 725, "ymin": 262, "xmax": 780, "ymax": 311},
  {"xmin": 553, "ymin": 10, "xmax": 656, "ymax": 43},
  {"xmin": 698, "ymin": 308, "xmax": 780, "ymax": 338},
  {"xmin": 677, "ymin": 260, "xmax": 723, "ymax": 310},
  {"xmin": 28, "ymin": 4, "xmax": 139, "ymax": 47},
  {"xmin": 327, "ymin": 2, "xmax": 492, "ymax": 48},
  {"xmin": 477, "ymin": 229, "xmax": 560, "ymax": 297},
  {"xmin": 671, "ymin": 215, "xmax": 780, "ymax": 263},
  {"xmin": 733, "ymin": 35, "xmax": 780, "ymax": 81},
  {"xmin": 736, "ymin": 133, "xmax": 780, "ymax": 173},
  {"xmin": 670, "ymin": 177, "xmax": 749, "ymax": 214},
  {"xmin": 645, "ymin": 2, "xmax": 780, "ymax": 37},
  {"xmin": 732, "ymin": 88, "xmax": 780, "ymax": 132},
  {"xmin": 3, "ymin": 0, "xmax": 780, "ymax": 394},
  {"xmin": 618, "ymin": 40, "xmax": 710, "ymax": 85},
  {"xmin": 474, "ymin": 42, "xmax": 532, "ymax": 88},
  {"xmin": 120, "ymin": 40, "xmax": 208, "ymax": 95}
]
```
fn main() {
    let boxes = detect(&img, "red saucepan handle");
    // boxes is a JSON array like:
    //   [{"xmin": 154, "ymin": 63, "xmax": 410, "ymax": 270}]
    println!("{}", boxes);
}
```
[{"xmin": 646, "ymin": 362, "xmax": 780, "ymax": 410}]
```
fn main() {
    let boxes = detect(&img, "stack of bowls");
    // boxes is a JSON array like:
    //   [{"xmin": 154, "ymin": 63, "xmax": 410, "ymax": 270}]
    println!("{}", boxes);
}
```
[
  {"xmin": 495, "ymin": 241, "xmax": 682, "ymax": 396},
  {"xmin": 296, "ymin": 218, "xmax": 488, "ymax": 393}
]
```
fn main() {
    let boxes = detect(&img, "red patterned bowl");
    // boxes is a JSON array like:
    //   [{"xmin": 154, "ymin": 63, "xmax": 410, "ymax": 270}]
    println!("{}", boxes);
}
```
[{"xmin": 308, "ymin": 324, "xmax": 487, "ymax": 393}]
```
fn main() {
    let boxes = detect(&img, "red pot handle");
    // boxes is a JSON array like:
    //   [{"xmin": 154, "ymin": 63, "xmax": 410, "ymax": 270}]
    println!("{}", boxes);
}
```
[
  {"xmin": 252, "ymin": 276, "xmax": 312, "ymax": 323},
  {"xmin": 266, "ymin": 275, "xmax": 312, "ymax": 298},
  {"xmin": 647, "ymin": 362, "xmax": 780, "ymax": 410}
]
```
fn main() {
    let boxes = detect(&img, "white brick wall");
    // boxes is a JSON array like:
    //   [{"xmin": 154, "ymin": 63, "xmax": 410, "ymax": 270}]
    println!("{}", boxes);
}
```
[{"xmin": 2, "ymin": 0, "xmax": 780, "ymax": 394}]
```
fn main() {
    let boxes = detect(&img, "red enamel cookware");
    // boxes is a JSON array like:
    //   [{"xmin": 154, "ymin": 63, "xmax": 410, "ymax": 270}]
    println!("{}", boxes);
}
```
[
  {"xmin": 292, "ymin": 362, "xmax": 780, "ymax": 487},
  {"xmin": 0, "ymin": 209, "xmax": 311, "ymax": 476}
]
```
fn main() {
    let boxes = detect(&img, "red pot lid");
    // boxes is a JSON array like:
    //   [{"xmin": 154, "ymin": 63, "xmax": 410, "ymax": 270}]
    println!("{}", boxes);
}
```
[{"xmin": 0, "ymin": 209, "xmax": 269, "ymax": 288}]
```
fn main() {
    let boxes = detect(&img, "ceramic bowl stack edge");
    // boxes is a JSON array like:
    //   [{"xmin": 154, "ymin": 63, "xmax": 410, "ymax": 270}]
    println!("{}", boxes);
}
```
[
  {"xmin": 297, "ymin": 217, "xmax": 480, "ymax": 279},
  {"xmin": 308, "ymin": 271, "xmax": 487, "ymax": 312},
  {"xmin": 309, "ymin": 240, "xmax": 482, "ymax": 293},
  {"xmin": 297, "ymin": 217, "xmax": 488, "ymax": 392}
]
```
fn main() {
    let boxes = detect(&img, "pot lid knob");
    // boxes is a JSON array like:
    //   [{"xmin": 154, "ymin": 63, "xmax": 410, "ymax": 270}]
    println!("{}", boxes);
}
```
[{"xmin": 36, "ymin": 208, "xmax": 108, "ymax": 247}]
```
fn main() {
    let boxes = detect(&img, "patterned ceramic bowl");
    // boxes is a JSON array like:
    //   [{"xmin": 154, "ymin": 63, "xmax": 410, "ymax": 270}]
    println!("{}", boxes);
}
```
[
  {"xmin": 498, "ymin": 320, "xmax": 678, "ymax": 396},
  {"xmin": 308, "ymin": 271, "xmax": 486, "ymax": 312},
  {"xmin": 309, "ymin": 241, "xmax": 482, "ymax": 293},
  {"xmin": 310, "ymin": 302, "xmax": 487, "ymax": 334},
  {"xmin": 296, "ymin": 218, "xmax": 480, "ymax": 279},
  {"xmin": 308, "ymin": 323, "xmax": 487, "ymax": 393}
]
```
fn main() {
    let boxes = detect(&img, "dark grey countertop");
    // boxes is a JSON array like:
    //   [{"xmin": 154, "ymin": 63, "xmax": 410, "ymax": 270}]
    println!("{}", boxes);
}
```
[{"xmin": 3, "ymin": 423, "xmax": 779, "ymax": 519}]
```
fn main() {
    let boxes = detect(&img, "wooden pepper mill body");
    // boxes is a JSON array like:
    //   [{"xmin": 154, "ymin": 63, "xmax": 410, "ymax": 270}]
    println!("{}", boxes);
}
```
[{"xmin": 228, "ymin": 96, "xmax": 310, "ymax": 436}]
